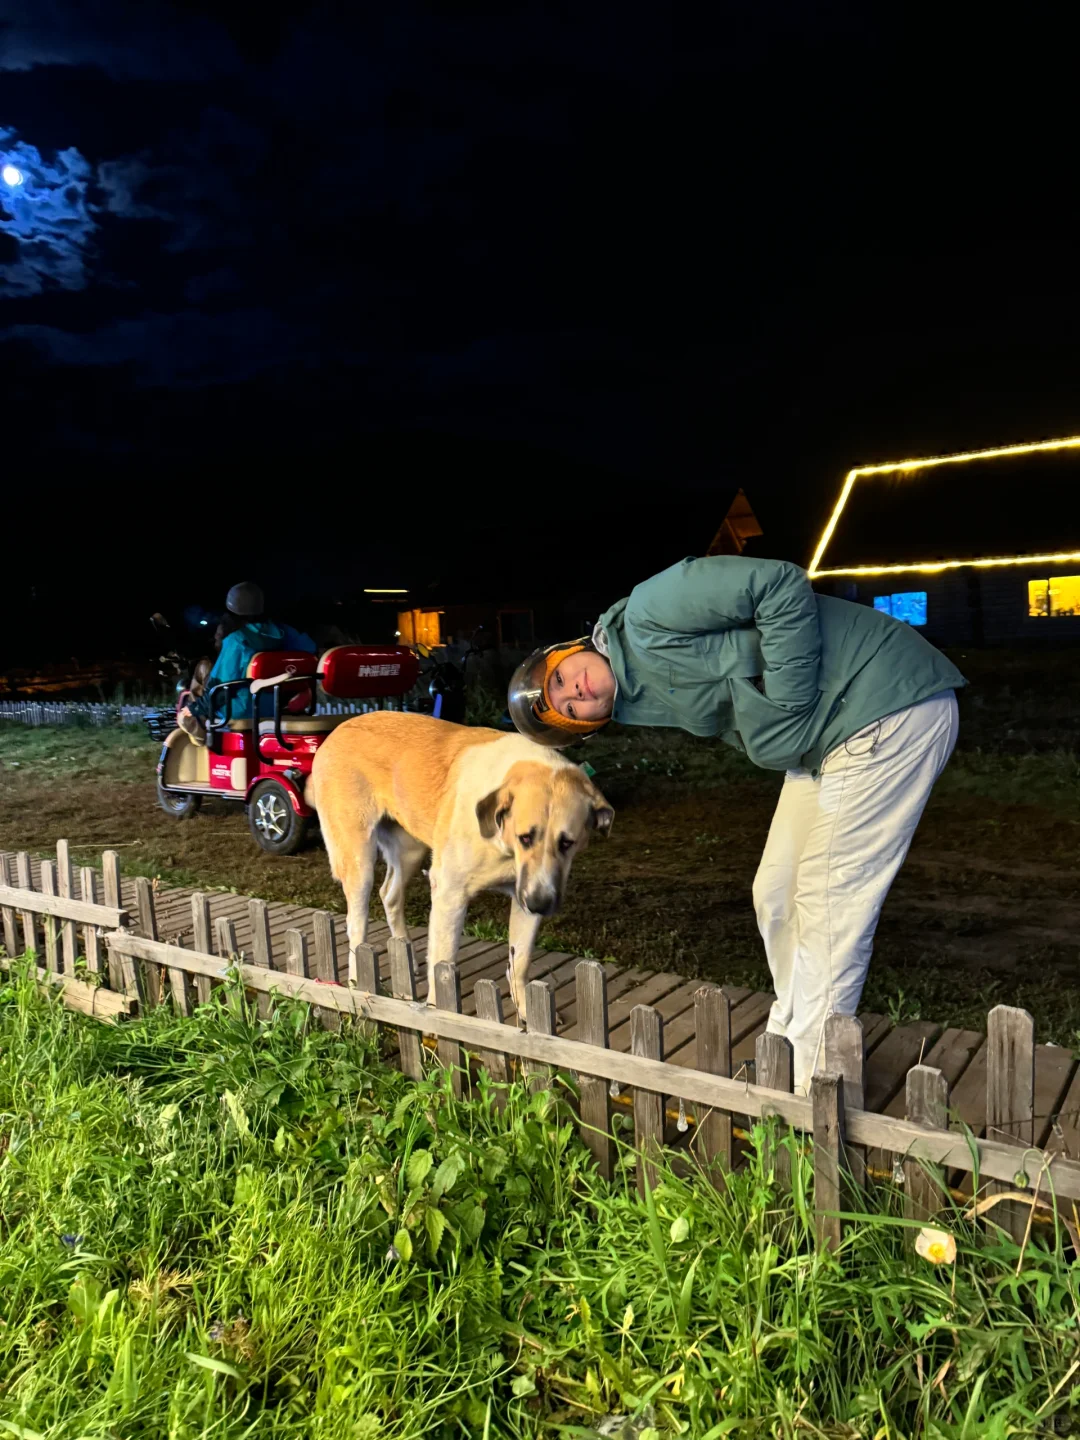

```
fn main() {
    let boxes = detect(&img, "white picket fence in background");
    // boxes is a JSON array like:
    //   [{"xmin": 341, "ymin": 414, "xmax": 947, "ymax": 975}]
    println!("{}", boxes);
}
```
[{"xmin": 0, "ymin": 697, "xmax": 418, "ymax": 729}]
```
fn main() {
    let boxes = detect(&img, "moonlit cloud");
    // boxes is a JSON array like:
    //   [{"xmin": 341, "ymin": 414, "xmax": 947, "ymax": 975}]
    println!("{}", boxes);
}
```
[{"xmin": 0, "ymin": 130, "xmax": 95, "ymax": 296}]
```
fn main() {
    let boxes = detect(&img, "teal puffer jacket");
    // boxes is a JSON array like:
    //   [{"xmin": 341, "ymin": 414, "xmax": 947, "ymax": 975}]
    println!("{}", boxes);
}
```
[{"xmin": 597, "ymin": 556, "xmax": 965, "ymax": 775}]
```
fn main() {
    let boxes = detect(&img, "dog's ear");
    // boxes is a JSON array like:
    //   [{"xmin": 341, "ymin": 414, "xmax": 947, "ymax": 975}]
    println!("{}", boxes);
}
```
[
  {"xmin": 476, "ymin": 786, "xmax": 512, "ymax": 839},
  {"xmin": 590, "ymin": 801, "xmax": 614, "ymax": 838},
  {"xmin": 583, "ymin": 778, "xmax": 614, "ymax": 838}
]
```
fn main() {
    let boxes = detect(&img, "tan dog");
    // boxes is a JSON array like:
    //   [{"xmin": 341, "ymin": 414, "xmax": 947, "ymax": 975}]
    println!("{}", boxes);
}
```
[{"xmin": 308, "ymin": 711, "xmax": 613, "ymax": 1019}]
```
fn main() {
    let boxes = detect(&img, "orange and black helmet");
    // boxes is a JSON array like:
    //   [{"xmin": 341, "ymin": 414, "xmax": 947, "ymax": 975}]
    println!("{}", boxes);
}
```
[{"xmin": 507, "ymin": 639, "xmax": 612, "ymax": 748}]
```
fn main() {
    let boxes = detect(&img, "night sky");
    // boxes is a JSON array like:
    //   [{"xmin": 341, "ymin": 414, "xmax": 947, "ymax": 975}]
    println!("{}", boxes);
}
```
[{"xmin": 3, "ymin": 2, "xmax": 1079, "ymax": 663}]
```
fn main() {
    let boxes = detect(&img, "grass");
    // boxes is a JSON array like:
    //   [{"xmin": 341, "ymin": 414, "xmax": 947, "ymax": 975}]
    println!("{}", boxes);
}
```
[
  {"xmin": 2, "ymin": 967, "xmax": 1080, "ymax": 1438},
  {"xmin": 1, "ymin": 644, "xmax": 1079, "ymax": 1043}
]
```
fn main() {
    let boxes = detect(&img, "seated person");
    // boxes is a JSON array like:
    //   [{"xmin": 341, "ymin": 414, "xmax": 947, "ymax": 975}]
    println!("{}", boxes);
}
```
[{"xmin": 184, "ymin": 582, "xmax": 316, "ymax": 726}]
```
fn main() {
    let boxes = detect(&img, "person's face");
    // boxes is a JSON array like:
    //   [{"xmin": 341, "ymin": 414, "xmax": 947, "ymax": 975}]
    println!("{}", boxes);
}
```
[{"xmin": 546, "ymin": 649, "xmax": 616, "ymax": 722}]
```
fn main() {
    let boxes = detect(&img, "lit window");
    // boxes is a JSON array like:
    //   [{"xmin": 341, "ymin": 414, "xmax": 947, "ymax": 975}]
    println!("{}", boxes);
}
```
[
  {"xmin": 1028, "ymin": 576, "xmax": 1080, "ymax": 618},
  {"xmin": 873, "ymin": 591, "xmax": 927, "ymax": 625}
]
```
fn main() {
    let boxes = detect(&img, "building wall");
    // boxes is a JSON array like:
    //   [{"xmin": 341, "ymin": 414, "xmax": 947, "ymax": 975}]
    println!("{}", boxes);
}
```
[{"xmin": 817, "ymin": 560, "xmax": 1080, "ymax": 646}]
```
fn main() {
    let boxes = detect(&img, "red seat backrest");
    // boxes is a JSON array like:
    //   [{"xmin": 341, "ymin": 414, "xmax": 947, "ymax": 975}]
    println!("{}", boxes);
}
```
[
  {"xmin": 320, "ymin": 645, "xmax": 420, "ymax": 699},
  {"xmin": 247, "ymin": 650, "xmax": 318, "ymax": 713}
]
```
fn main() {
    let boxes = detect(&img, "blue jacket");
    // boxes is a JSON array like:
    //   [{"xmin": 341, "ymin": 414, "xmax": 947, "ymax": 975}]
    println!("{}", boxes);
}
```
[
  {"xmin": 195, "ymin": 620, "xmax": 317, "ymax": 719},
  {"xmin": 598, "ymin": 556, "xmax": 966, "ymax": 775}
]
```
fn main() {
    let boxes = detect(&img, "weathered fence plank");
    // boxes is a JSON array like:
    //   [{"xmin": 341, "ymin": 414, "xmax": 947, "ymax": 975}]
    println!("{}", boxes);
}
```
[
  {"xmin": 389, "ymin": 937, "xmax": 424, "ymax": 1081},
  {"xmin": 632, "ymin": 1004, "xmax": 665, "ymax": 1197},
  {"xmin": 285, "ymin": 928, "xmax": 310, "ymax": 978},
  {"xmin": 102, "ymin": 851, "xmax": 125, "ymax": 993},
  {"xmin": 249, "ymin": 898, "xmax": 275, "ymax": 1021},
  {"xmin": 167, "ymin": 936, "xmax": 197, "ymax": 1017},
  {"xmin": 904, "ymin": 1064, "xmax": 950, "ymax": 1230},
  {"xmin": 190, "ymin": 894, "xmax": 213, "ymax": 1006},
  {"xmin": 213, "ymin": 915, "xmax": 241, "ymax": 1015},
  {"xmin": 349, "ymin": 942, "xmax": 379, "ymax": 990},
  {"xmin": 756, "ymin": 1032, "xmax": 795, "ymax": 1188},
  {"xmin": 0, "ymin": 855, "xmax": 20, "ymax": 959},
  {"xmin": 986, "ymin": 1005, "xmax": 1035, "ymax": 1241},
  {"xmin": 433, "ymin": 961, "xmax": 464, "ymax": 1097},
  {"xmin": 813, "ymin": 1072, "xmax": 845, "ymax": 1251},
  {"xmin": 79, "ymin": 867, "xmax": 102, "ymax": 974},
  {"xmin": 694, "ymin": 985, "xmax": 732, "ymax": 1187},
  {"xmin": 15, "ymin": 853, "xmax": 36, "ymax": 956},
  {"xmin": 525, "ymin": 979, "xmax": 557, "ymax": 1093},
  {"xmin": 825, "ymin": 1014, "xmax": 866, "ymax": 1191},
  {"xmin": 134, "ymin": 877, "xmax": 163, "ymax": 1008},
  {"xmin": 576, "ymin": 961, "xmax": 613, "ymax": 1181},
  {"xmin": 55, "ymin": 840, "xmax": 77, "ymax": 974},
  {"xmin": 312, "ymin": 911, "xmax": 341, "ymax": 1030},
  {"xmin": 40, "ymin": 861, "xmax": 59, "ymax": 973},
  {"xmin": 473, "ymin": 979, "xmax": 510, "ymax": 1104}
]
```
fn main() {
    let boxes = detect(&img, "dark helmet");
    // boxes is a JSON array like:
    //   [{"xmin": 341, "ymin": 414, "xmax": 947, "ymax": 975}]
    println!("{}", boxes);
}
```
[{"xmin": 225, "ymin": 582, "xmax": 264, "ymax": 617}]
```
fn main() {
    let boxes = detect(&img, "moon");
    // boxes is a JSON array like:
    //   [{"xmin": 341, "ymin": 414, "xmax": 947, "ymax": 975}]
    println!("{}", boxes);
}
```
[{"xmin": 2, "ymin": 164, "xmax": 24, "ymax": 187}]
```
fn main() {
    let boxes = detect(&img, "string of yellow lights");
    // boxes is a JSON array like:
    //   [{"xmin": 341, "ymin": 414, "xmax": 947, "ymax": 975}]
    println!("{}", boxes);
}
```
[{"xmin": 807, "ymin": 434, "xmax": 1080, "ymax": 579}]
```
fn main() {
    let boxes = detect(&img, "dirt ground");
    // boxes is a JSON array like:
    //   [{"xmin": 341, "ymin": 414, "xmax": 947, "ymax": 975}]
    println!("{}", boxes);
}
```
[{"xmin": 1, "ymin": 646, "xmax": 1078, "ymax": 1042}]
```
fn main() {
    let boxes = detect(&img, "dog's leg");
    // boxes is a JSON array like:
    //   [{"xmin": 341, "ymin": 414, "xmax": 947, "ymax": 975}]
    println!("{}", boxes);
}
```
[
  {"xmin": 339, "ymin": 832, "xmax": 379, "ymax": 954},
  {"xmin": 507, "ymin": 899, "xmax": 545, "ymax": 1027},
  {"xmin": 377, "ymin": 827, "xmax": 429, "ymax": 940},
  {"xmin": 425, "ymin": 865, "xmax": 467, "ymax": 1006}
]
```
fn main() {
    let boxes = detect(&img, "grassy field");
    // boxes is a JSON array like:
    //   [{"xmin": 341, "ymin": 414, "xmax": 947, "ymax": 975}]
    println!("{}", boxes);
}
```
[
  {"xmin": 1, "ymin": 968, "xmax": 1078, "ymax": 1438},
  {"xmin": 0, "ymin": 646, "xmax": 1078, "ymax": 1042}
]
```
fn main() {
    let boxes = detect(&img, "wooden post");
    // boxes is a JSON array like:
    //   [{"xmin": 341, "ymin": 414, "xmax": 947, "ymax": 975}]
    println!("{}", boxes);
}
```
[
  {"xmin": 0, "ymin": 855, "xmax": 20, "ymax": 959},
  {"xmin": 433, "ymin": 961, "xmax": 464, "ymax": 1097},
  {"xmin": 248, "ymin": 898, "xmax": 275, "ymax": 1021},
  {"xmin": 824, "ymin": 1014, "xmax": 865, "ymax": 1191},
  {"xmin": 15, "ymin": 853, "xmax": 36, "ymax": 957},
  {"xmin": 813, "ymin": 1072, "xmax": 845, "ymax": 1251},
  {"xmin": 474, "ymin": 978, "xmax": 510, "ymax": 1106},
  {"xmin": 56, "ymin": 840, "xmax": 77, "ymax": 973},
  {"xmin": 389, "ymin": 937, "xmax": 423, "ymax": 1081},
  {"xmin": 134, "ymin": 878, "xmax": 163, "ymax": 1007},
  {"xmin": 575, "ymin": 961, "xmax": 613, "ymax": 1182},
  {"xmin": 525, "ymin": 979, "xmax": 556, "ymax": 1093},
  {"xmin": 312, "ymin": 911, "xmax": 341, "ymax": 1031},
  {"xmin": 102, "ymin": 851, "xmax": 125, "ymax": 993},
  {"xmin": 350, "ymin": 941, "xmax": 380, "ymax": 1040},
  {"xmin": 285, "ymin": 928, "xmax": 310, "ymax": 978},
  {"xmin": 349, "ymin": 941, "xmax": 377, "ymax": 988},
  {"xmin": 167, "ymin": 936, "xmax": 197, "ymax": 1017},
  {"xmin": 190, "ymin": 894, "xmax": 213, "ymax": 1006},
  {"xmin": 350, "ymin": 942, "xmax": 379, "ymax": 991},
  {"xmin": 631, "ymin": 1004, "xmax": 664, "ymax": 1198},
  {"xmin": 904, "ymin": 1064, "xmax": 950, "ymax": 1230},
  {"xmin": 214, "ymin": 915, "xmax": 243, "ymax": 1016},
  {"xmin": 694, "ymin": 985, "xmax": 732, "ymax": 1187},
  {"xmin": 215, "ymin": 915, "xmax": 238, "ymax": 958},
  {"xmin": 986, "ymin": 1004, "xmax": 1035, "ymax": 1242},
  {"xmin": 755, "ymin": 1032, "xmax": 794, "ymax": 1189},
  {"xmin": 79, "ymin": 868, "xmax": 102, "ymax": 974},
  {"xmin": 40, "ymin": 861, "xmax": 59, "ymax": 973}
]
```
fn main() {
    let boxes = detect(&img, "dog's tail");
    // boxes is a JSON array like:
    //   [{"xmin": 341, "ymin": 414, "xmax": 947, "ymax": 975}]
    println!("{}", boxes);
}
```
[{"xmin": 305, "ymin": 764, "xmax": 318, "ymax": 815}]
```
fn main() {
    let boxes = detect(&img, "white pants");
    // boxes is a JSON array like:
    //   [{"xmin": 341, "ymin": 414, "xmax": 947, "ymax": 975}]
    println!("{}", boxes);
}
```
[{"xmin": 753, "ymin": 691, "xmax": 959, "ymax": 1095}]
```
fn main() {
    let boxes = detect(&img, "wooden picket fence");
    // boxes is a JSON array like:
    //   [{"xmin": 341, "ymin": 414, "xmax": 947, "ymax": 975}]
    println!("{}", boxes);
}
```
[{"xmin": 2, "ymin": 839, "xmax": 1079, "ymax": 1249}]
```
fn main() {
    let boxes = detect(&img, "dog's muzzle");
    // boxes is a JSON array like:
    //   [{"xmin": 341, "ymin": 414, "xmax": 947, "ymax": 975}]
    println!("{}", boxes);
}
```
[{"xmin": 519, "ymin": 883, "xmax": 560, "ymax": 918}]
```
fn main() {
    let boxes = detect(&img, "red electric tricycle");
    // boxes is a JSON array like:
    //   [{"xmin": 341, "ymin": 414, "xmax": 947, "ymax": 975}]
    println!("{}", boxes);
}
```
[{"xmin": 155, "ymin": 644, "xmax": 420, "ymax": 855}]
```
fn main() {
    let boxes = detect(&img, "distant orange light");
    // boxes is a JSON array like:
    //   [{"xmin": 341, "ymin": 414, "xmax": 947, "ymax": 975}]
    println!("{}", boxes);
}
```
[{"xmin": 808, "ymin": 435, "xmax": 1080, "ymax": 579}]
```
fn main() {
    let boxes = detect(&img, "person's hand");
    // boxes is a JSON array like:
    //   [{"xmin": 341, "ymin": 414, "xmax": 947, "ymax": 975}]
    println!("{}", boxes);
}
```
[{"xmin": 180, "ymin": 706, "xmax": 193, "ymax": 719}]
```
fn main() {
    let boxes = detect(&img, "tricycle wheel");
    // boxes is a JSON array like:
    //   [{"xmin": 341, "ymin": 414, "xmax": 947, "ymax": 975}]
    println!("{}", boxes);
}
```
[
  {"xmin": 157, "ymin": 781, "xmax": 202, "ymax": 820},
  {"xmin": 248, "ymin": 779, "xmax": 308, "ymax": 856}
]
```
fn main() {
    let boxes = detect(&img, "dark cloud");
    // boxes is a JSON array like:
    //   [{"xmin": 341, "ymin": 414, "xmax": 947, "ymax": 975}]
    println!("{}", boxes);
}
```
[{"xmin": 0, "ymin": 0, "xmax": 243, "ymax": 82}]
